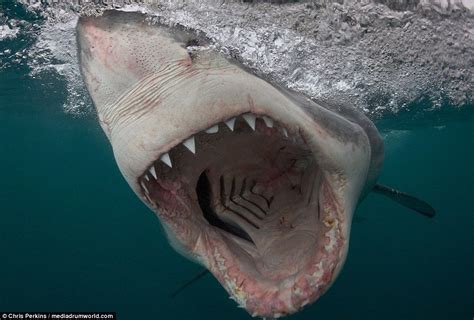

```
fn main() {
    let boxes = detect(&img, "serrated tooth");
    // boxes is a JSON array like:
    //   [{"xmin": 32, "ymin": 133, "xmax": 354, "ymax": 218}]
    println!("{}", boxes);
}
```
[
  {"xmin": 160, "ymin": 153, "xmax": 172, "ymax": 168},
  {"xmin": 262, "ymin": 116, "xmax": 273, "ymax": 128},
  {"xmin": 225, "ymin": 118, "xmax": 236, "ymax": 131},
  {"xmin": 149, "ymin": 166, "xmax": 157, "ymax": 179},
  {"xmin": 140, "ymin": 181, "xmax": 149, "ymax": 194},
  {"xmin": 182, "ymin": 136, "xmax": 196, "ymax": 154},
  {"xmin": 205, "ymin": 125, "xmax": 219, "ymax": 133},
  {"xmin": 243, "ymin": 114, "xmax": 256, "ymax": 130},
  {"xmin": 144, "ymin": 192, "xmax": 153, "ymax": 204},
  {"xmin": 283, "ymin": 128, "xmax": 288, "ymax": 137}
]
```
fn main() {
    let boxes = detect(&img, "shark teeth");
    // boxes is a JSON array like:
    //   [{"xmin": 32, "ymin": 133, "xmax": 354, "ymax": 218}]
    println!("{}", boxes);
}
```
[
  {"xmin": 242, "ymin": 114, "xmax": 256, "ymax": 130},
  {"xmin": 149, "ymin": 166, "xmax": 157, "ymax": 179},
  {"xmin": 140, "ymin": 181, "xmax": 149, "ymax": 194},
  {"xmin": 225, "ymin": 117, "xmax": 236, "ymax": 131},
  {"xmin": 262, "ymin": 116, "xmax": 273, "ymax": 128},
  {"xmin": 182, "ymin": 136, "xmax": 196, "ymax": 154},
  {"xmin": 160, "ymin": 152, "xmax": 172, "ymax": 168},
  {"xmin": 142, "ymin": 113, "xmax": 299, "ymax": 187},
  {"xmin": 205, "ymin": 125, "xmax": 219, "ymax": 133}
]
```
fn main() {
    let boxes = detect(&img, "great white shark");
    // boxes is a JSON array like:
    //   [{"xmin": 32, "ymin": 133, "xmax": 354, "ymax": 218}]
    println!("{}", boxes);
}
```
[{"xmin": 76, "ymin": 10, "xmax": 434, "ymax": 318}]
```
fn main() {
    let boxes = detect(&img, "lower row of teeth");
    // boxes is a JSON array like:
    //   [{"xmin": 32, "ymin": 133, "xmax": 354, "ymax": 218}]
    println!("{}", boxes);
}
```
[{"xmin": 146, "ymin": 113, "xmax": 292, "ymax": 172}]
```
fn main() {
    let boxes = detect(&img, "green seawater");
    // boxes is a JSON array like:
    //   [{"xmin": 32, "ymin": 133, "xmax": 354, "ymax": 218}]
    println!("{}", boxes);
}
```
[{"xmin": 0, "ymin": 6, "xmax": 473, "ymax": 320}]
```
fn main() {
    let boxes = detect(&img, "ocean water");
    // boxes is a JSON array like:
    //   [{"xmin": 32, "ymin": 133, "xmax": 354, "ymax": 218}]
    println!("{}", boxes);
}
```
[{"xmin": 0, "ymin": 2, "xmax": 473, "ymax": 319}]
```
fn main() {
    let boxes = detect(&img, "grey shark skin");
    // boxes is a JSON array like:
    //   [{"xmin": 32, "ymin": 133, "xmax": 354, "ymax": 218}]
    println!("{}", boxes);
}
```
[{"xmin": 77, "ymin": 11, "xmax": 383, "ymax": 318}]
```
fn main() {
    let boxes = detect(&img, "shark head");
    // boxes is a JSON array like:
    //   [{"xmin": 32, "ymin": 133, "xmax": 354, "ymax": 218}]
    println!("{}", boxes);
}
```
[{"xmin": 77, "ymin": 10, "xmax": 383, "ymax": 318}]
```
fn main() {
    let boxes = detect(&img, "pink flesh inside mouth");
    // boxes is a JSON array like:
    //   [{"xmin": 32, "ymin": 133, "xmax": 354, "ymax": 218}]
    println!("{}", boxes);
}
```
[{"xmin": 138, "ymin": 113, "xmax": 346, "ymax": 318}]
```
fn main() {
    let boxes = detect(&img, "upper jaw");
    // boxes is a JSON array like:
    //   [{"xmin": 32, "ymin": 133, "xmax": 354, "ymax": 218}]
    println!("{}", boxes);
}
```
[
  {"xmin": 76, "ymin": 10, "xmax": 371, "ymax": 207},
  {"xmin": 104, "ymin": 67, "xmax": 371, "ymax": 206}
]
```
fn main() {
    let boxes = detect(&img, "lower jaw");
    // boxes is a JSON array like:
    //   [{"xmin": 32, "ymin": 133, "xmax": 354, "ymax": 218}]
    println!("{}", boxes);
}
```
[{"xmin": 155, "ymin": 177, "xmax": 347, "ymax": 318}]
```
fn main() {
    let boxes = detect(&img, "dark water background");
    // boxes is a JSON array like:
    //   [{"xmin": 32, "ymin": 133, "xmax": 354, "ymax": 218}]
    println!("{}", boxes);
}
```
[{"xmin": 1, "ymin": 4, "xmax": 473, "ymax": 320}]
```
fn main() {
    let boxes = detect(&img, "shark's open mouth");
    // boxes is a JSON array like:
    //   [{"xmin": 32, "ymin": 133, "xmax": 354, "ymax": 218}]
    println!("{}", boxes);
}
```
[{"xmin": 137, "ymin": 112, "xmax": 346, "ymax": 317}]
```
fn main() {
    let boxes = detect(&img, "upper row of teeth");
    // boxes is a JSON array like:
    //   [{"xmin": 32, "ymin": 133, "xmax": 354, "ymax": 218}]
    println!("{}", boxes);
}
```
[{"xmin": 151, "ymin": 114, "xmax": 287, "ymax": 170}]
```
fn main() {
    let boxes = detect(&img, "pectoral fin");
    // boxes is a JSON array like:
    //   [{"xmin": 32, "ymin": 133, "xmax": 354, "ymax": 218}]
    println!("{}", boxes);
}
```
[{"xmin": 372, "ymin": 184, "xmax": 436, "ymax": 218}]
